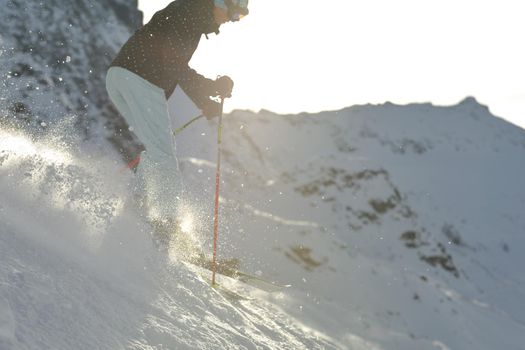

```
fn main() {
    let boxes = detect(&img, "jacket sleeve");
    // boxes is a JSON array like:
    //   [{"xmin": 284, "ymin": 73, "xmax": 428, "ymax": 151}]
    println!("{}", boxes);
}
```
[
  {"xmin": 177, "ymin": 67, "xmax": 216, "ymax": 110},
  {"xmin": 160, "ymin": 0, "xmax": 218, "ymax": 108}
]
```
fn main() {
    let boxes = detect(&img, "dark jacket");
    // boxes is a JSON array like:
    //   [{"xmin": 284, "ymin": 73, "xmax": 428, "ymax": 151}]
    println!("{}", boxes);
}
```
[{"xmin": 110, "ymin": 0, "xmax": 219, "ymax": 108}]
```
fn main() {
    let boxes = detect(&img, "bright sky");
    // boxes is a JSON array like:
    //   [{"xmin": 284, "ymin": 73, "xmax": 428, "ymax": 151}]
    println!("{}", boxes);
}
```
[{"xmin": 138, "ymin": 0, "xmax": 525, "ymax": 129}]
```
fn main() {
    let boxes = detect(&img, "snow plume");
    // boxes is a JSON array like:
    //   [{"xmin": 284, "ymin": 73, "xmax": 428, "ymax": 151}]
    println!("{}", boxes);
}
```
[
  {"xmin": 0, "ymin": 123, "xmax": 345, "ymax": 349},
  {"xmin": 0, "ymin": 126, "xmax": 125, "ymax": 249}
]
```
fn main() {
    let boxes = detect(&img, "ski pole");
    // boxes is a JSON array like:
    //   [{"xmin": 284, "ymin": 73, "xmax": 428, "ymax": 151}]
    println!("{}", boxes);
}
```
[
  {"xmin": 211, "ymin": 97, "xmax": 225, "ymax": 285},
  {"xmin": 173, "ymin": 114, "xmax": 204, "ymax": 136}
]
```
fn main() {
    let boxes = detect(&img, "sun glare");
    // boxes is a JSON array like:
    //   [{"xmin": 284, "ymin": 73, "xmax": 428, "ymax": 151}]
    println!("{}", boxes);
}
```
[
  {"xmin": 179, "ymin": 212, "xmax": 195, "ymax": 234},
  {"xmin": 0, "ymin": 131, "xmax": 73, "ymax": 165}
]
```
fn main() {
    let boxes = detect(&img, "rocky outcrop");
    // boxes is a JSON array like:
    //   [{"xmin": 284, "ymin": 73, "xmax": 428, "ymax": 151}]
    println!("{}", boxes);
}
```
[{"xmin": 0, "ymin": 0, "xmax": 143, "ymax": 160}]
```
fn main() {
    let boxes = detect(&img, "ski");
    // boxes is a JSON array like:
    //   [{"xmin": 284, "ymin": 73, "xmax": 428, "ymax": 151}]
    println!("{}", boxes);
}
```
[
  {"xmin": 197, "ymin": 273, "xmax": 253, "ymax": 301},
  {"xmin": 184, "ymin": 259, "xmax": 290, "ymax": 294},
  {"xmin": 227, "ymin": 270, "xmax": 290, "ymax": 293}
]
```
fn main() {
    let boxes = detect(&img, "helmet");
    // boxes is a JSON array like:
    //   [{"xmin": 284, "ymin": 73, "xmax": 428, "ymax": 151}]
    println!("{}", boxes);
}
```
[{"xmin": 214, "ymin": 0, "xmax": 249, "ymax": 21}]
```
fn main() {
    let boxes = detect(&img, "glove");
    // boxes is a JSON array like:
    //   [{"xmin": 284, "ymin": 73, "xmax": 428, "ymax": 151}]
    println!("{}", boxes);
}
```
[
  {"xmin": 201, "ymin": 98, "xmax": 222, "ymax": 120},
  {"xmin": 213, "ymin": 75, "xmax": 234, "ymax": 98}
]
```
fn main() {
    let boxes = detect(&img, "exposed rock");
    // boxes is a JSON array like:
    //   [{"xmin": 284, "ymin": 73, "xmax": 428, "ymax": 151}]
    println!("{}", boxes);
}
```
[{"xmin": 0, "ymin": 0, "xmax": 144, "ymax": 161}]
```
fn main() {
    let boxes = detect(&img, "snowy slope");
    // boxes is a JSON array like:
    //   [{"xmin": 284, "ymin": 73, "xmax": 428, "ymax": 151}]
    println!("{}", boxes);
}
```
[
  {"xmin": 173, "ymin": 97, "xmax": 525, "ymax": 349},
  {"xmin": 1, "ymin": 1, "xmax": 525, "ymax": 348},
  {"xmin": 2, "ymin": 97, "xmax": 523, "ymax": 349},
  {"xmin": 0, "ymin": 128, "xmax": 343, "ymax": 350}
]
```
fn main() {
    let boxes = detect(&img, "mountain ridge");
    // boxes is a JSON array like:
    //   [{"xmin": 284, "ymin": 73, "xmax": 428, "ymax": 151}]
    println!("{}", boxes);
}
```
[{"xmin": 1, "ymin": 1, "xmax": 524, "ymax": 349}]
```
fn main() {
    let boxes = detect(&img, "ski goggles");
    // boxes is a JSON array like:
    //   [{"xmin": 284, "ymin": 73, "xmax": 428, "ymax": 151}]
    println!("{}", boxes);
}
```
[{"xmin": 224, "ymin": 0, "xmax": 249, "ymax": 22}]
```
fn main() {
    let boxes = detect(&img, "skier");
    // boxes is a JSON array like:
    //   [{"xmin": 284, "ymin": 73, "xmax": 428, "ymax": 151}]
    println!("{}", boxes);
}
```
[{"xmin": 106, "ymin": 0, "xmax": 249, "ymax": 229}]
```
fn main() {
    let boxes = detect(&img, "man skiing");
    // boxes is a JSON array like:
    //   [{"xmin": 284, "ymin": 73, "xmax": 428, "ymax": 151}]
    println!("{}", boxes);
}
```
[{"xmin": 106, "ymin": 0, "xmax": 249, "ymax": 227}]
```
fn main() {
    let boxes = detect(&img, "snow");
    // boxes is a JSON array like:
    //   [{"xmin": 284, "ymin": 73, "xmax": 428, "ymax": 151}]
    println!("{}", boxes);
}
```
[
  {"xmin": 1, "ymin": 0, "xmax": 524, "ymax": 347},
  {"xmin": 1, "ymin": 95, "xmax": 525, "ymax": 349},
  {"xmin": 0, "ymin": 0, "xmax": 144, "ymax": 158},
  {"xmin": 0, "ymin": 128, "xmax": 344, "ymax": 349}
]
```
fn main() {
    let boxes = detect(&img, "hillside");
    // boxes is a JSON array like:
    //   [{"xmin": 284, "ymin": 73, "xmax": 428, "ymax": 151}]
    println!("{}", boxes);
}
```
[{"xmin": 1, "ymin": 96, "xmax": 525, "ymax": 349}]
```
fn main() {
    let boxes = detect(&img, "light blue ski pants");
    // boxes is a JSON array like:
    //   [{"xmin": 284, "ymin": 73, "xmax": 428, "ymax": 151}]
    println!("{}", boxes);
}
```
[{"xmin": 106, "ymin": 66, "xmax": 183, "ymax": 220}]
